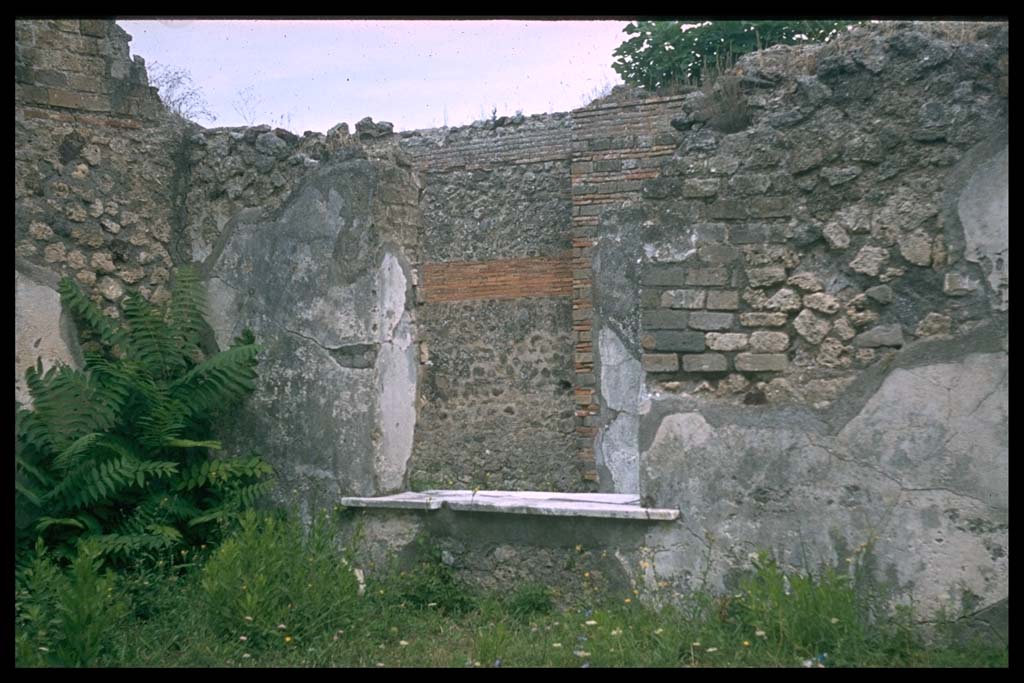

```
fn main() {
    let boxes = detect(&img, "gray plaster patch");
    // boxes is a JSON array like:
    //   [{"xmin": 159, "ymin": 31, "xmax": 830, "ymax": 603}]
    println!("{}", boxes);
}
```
[
  {"xmin": 375, "ymin": 308, "xmax": 417, "ymax": 494},
  {"xmin": 599, "ymin": 327, "xmax": 642, "ymax": 413},
  {"xmin": 206, "ymin": 161, "xmax": 418, "ymax": 502},
  {"xmin": 598, "ymin": 412, "xmax": 640, "ymax": 494},
  {"xmin": 15, "ymin": 269, "xmax": 78, "ymax": 406},
  {"xmin": 958, "ymin": 145, "xmax": 1008, "ymax": 309},
  {"xmin": 638, "ymin": 350, "xmax": 1008, "ymax": 617}
]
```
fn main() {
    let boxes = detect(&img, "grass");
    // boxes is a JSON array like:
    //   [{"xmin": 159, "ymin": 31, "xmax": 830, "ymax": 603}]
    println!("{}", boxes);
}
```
[{"xmin": 15, "ymin": 510, "xmax": 1008, "ymax": 668}]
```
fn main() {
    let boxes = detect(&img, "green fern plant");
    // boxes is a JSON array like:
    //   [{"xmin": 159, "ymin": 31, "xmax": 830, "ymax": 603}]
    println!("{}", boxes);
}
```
[{"xmin": 15, "ymin": 267, "xmax": 274, "ymax": 568}]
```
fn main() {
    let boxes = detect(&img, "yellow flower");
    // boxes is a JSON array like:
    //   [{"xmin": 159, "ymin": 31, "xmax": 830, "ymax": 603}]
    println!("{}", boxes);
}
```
[
  {"xmin": 743, "ymin": 641, "xmax": 750, "ymax": 647},
  {"xmin": 624, "ymin": 598, "xmax": 632, "ymax": 604},
  {"xmin": 584, "ymin": 571, "xmax": 590, "ymax": 578},
  {"xmin": 284, "ymin": 636, "xmax": 293, "ymax": 643},
  {"xmin": 575, "ymin": 544, "xmax": 583, "ymax": 553}
]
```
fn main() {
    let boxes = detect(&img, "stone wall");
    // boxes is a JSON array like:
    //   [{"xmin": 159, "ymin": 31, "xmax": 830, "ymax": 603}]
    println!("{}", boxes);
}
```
[
  {"xmin": 588, "ymin": 22, "xmax": 1008, "ymax": 621},
  {"xmin": 14, "ymin": 20, "xmax": 424, "ymax": 512},
  {"xmin": 400, "ymin": 116, "xmax": 583, "ymax": 491},
  {"xmin": 15, "ymin": 20, "xmax": 180, "ymax": 403},
  {"xmin": 14, "ymin": 18, "xmax": 1009, "ymax": 634}
]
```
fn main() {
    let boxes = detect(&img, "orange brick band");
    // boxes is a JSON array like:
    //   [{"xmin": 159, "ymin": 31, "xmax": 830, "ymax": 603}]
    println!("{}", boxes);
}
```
[{"xmin": 420, "ymin": 256, "xmax": 572, "ymax": 303}]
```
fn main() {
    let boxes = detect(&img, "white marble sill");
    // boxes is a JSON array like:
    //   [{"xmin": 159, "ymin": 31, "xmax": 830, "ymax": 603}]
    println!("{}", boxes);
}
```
[{"xmin": 340, "ymin": 490, "xmax": 679, "ymax": 521}]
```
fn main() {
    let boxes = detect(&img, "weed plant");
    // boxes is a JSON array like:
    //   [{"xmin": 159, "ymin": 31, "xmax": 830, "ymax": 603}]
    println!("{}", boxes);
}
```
[{"xmin": 13, "ymin": 509, "xmax": 1009, "ymax": 668}]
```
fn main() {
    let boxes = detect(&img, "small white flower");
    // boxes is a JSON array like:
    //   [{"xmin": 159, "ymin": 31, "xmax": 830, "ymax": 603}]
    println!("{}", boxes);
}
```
[
  {"xmin": 552, "ymin": 643, "xmax": 563, "ymax": 648},
  {"xmin": 242, "ymin": 653, "xmax": 251, "ymax": 659},
  {"xmin": 706, "ymin": 647, "xmax": 718, "ymax": 653},
  {"xmin": 830, "ymin": 617, "xmax": 840, "ymax": 624},
  {"xmin": 399, "ymin": 640, "xmax": 409, "ymax": 647},
  {"xmin": 239, "ymin": 635, "xmax": 248, "ymax": 641},
  {"xmin": 277, "ymin": 623, "xmax": 287, "ymax": 630},
  {"xmin": 584, "ymin": 620, "xmax": 598, "ymax": 626}
]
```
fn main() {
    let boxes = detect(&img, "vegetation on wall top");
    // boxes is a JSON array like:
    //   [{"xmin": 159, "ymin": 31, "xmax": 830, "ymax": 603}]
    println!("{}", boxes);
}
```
[{"xmin": 612, "ymin": 20, "xmax": 863, "ymax": 89}]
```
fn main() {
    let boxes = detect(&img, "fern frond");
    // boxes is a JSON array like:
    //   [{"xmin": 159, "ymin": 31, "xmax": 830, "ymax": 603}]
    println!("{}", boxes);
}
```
[
  {"xmin": 36, "ymin": 516, "xmax": 86, "ymax": 532},
  {"xmin": 92, "ymin": 532, "xmax": 175, "ymax": 559},
  {"xmin": 175, "ymin": 456, "xmax": 271, "ymax": 492},
  {"xmin": 169, "ymin": 343, "xmax": 260, "ymax": 416},
  {"xmin": 167, "ymin": 266, "xmax": 208, "ymax": 360},
  {"xmin": 165, "ymin": 438, "xmax": 222, "ymax": 449},
  {"xmin": 136, "ymin": 394, "xmax": 191, "ymax": 450},
  {"xmin": 123, "ymin": 292, "xmax": 185, "ymax": 380},
  {"xmin": 52, "ymin": 433, "xmax": 102, "ymax": 470},
  {"xmin": 25, "ymin": 363, "xmax": 120, "ymax": 453}
]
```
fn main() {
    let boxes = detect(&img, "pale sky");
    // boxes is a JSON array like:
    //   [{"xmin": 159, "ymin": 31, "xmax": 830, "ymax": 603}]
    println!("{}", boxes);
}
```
[{"xmin": 117, "ymin": 19, "xmax": 631, "ymax": 133}]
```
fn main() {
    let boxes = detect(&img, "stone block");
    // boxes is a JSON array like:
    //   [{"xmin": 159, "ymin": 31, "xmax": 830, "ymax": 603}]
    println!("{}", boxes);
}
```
[
  {"xmin": 681, "ymin": 178, "xmax": 720, "ymax": 198},
  {"xmin": 706, "ymin": 333, "xmax": 748, "ymax": 351},
  {"xmin": 735, "ymin": 353, "xmax": 788, "ymax": 372},
  {"xmin": 682, "ymin": 353, "xmax": 728, "ymax": 373},
  {"xmin": 688, "ymin": 312, "xmax": 735, "ymax": 331},
  {"xmin": 642, "ymin": 265, "xmax": 688, "ymax": 287},
  {"xmin": 685, "ymin": 267, "xmax": 729, "ymax": 286},
  {"xmin": 849, "ymin": 246, "xmax": 889, "ymax": 276},
  {"xmin": 749, "ymin": 331, "xmax": 790, "ymax": 353},
  {"xmin": 763, "ymin": 288, "xmax": 803, "ymax": 312},
  {"xmin": 943, "ymin": 272, "xmax": 977, "ymax": 296},
  {"xmin": 706, "ymin": 290, "xmax": 740, "ymax": 310},
  {"xmin": 641, "ymin": 309, "xmax": 689, "ymax": 330},
  {"xmin": 707, "ymin": 199, "xmax": 747, "ymax": 220},
  {"xmin": 803, "ymin": 292, "xmax": 841, "ymax": 314},
  {"xmin": 642, "ymin": 331, "xmax": 706, "ymax": 353},
  {"xmin": 661, "ymin": 288, "xmax": 706, "ymax": 309},
  {"xmin": 864, "ymin": 284, "xmax": 893, "ymax": 304},
  {"xmin": 739, "ymin": 312, "xmax": 789, "ymax": 327},
  {"xmin": 729, "ymin": 223, "xmax": 768, "ymax": 244},
  {"xmin": 642, "ymin": 353, "xmax": 679, "ymax": 373},
  {"xmin": 794, "ymin": 308, "xmax": 831, "ymax": 344},
  {"xmin": 747, "ymin": 197, "xmax": 791, "ymax": 218},
  {"xmin": 914, "ymin": 312, "xmax": 952, "ymax": 337},
  {"xmin": 747, "ymin": 266, "xmax": 788, "ymax": 288},
  {"xmin": 788, "ymin": 272, "xmax": 823, "ymax": 292},
  {"xmin": 854, "ymin": 324, "xmax": 904, "ymax": 348},
  {"xmin": 728, "ymin": 173, "xmax": 771, "ymax": 195},
  {"xmin": 698, "ymin": 243, "xmax": 739, "ymax": 265}
]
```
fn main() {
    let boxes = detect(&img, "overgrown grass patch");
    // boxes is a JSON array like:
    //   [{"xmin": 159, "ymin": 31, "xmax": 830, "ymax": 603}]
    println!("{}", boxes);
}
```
[{"xmin": 14, "ymin": 510, "xmax": 1009, "ymax": 668}]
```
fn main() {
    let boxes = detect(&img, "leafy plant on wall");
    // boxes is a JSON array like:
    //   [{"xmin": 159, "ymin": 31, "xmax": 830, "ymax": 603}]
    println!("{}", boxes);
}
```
[
  {"xmin": 15, "ymin": 267, "xmax": 274, "ymax": 568},
  {"xmin": 612, "ymin": 20, "xmax": 862, "ymax": 89}
]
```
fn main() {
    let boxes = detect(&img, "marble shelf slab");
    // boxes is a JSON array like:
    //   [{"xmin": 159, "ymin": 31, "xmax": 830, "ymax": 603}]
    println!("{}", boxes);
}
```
[{"xmin": 340, "ymin": 489, "xmax": 679, "ymax": 521}]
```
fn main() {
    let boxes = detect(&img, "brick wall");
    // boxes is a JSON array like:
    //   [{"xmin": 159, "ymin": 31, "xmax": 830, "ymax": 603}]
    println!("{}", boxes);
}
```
[
  {"xmin": 568, "ymin": 94, "xmax": 689, "ymax": 482},
  {"xmin": 420, "ymin": 256, "xmax": 572, "ymax": 303},
  {"xmin": 400, "ymin": 116, "xmax": 582, "ymax": 491}
]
